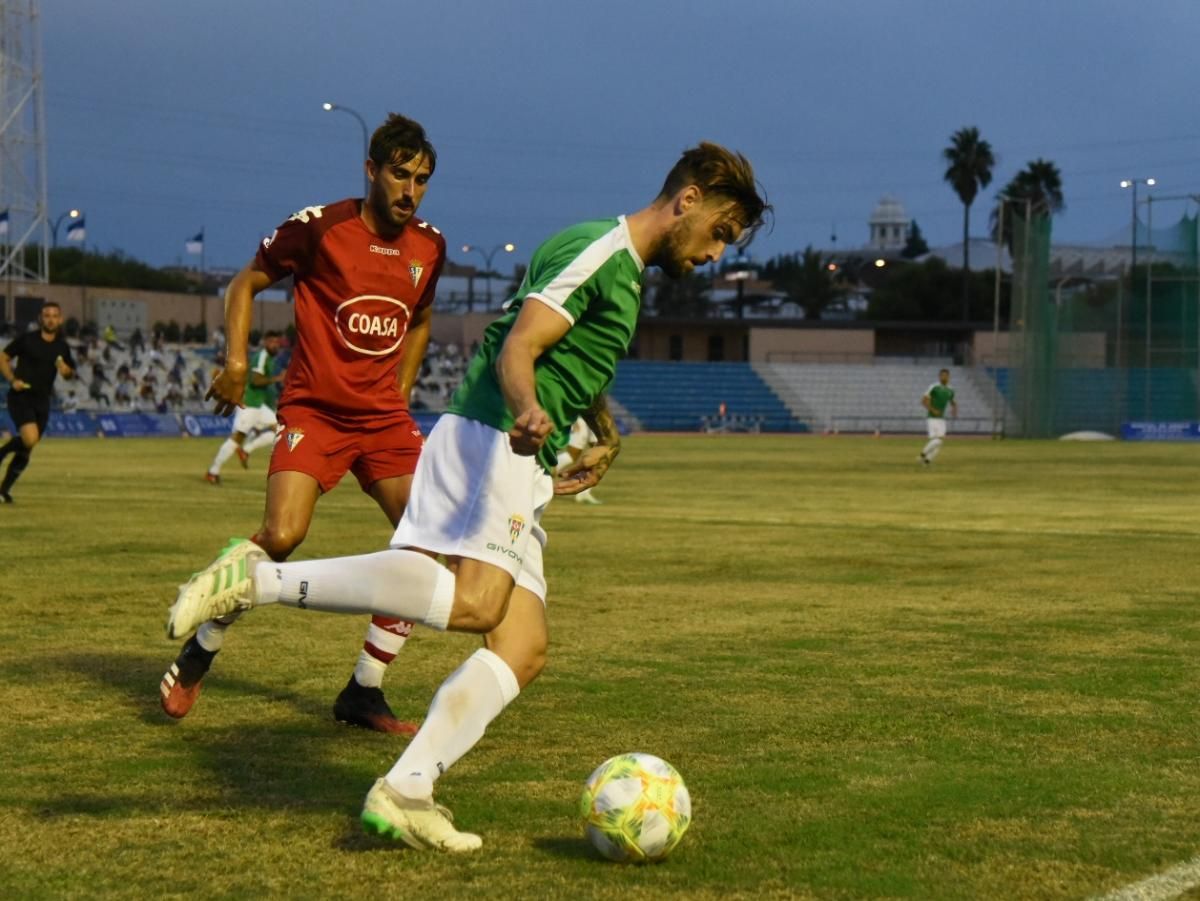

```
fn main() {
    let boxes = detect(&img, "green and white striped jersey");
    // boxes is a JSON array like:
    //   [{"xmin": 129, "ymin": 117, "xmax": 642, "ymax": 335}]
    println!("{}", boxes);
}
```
[
  {"xmin": 448, "ymin": 216, "xmax": 644, "ymax": 472},
  {"xmin": 924, "ymin": 382, "xmax": 955, "ymax": 418},
  {"xmin": 243, "ymin": 348, "xmax": 276, "ymax": 410}
]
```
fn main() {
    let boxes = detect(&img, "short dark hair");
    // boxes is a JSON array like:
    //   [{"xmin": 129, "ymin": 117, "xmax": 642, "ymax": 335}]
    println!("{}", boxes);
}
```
[
  {"xmin": 40, "ymin": 301, "xmax": 61, "ymax": 312},
  {"xmin": 369, "ymin": 113, "xmax": 436, "ymax": 175},
  {"xmin": 263, "ymin": 329, "xmax": 282, "ymax": 339},
  {"xmin": 658, "ymin": 141, "xmax": 771, "ymax": 245},
  {"xmin": 939, "ymin": 368, "xmax": 950, "ymax": 376}
]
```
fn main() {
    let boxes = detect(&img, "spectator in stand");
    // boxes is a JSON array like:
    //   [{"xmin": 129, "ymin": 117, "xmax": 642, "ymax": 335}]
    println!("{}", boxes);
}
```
[
  {"xmin": 115, "ymin": 374, "xmax": 135, "ymax": 408},
  {"xmin": 129, "ymin": 328, "xmax": 145, "ymax": 356},
  {"xmin": 88, "ymin": 373, "xmax": 111, "ymax": 407}
]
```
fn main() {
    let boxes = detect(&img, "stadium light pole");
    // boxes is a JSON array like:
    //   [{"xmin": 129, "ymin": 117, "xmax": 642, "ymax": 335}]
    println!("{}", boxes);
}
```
[
  {"xmin": 50, "ymin": 208, "xmax": 80, "ymax": 247},
  {"xmin": 322, "ymin": 102, "xmax": 370, "ymax": 197},
  {"xmin": 461, "ymin": 243, "xmax": 516, "ymax": 310},
  {"xmin": 1119, "ymin": 178, "xmax": 1155, "ymax": 284}
]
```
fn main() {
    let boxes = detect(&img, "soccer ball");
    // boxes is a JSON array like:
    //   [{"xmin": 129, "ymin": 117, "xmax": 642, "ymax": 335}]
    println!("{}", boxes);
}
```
[{"xmin": 579, "ymin": 752, "xmax": 692, "ymax": 863}]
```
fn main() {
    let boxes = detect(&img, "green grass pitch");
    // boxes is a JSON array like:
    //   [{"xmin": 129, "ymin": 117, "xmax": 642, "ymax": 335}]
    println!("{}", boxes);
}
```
[{"xmin": 0, "ymin": 434, "xmax": 1197, "ymax": 899}]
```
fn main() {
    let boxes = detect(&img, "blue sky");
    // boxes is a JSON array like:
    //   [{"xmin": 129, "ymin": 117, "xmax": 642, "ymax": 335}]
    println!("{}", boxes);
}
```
[{"xmin": 41, "ymin": 0, "xmax": 1200, "ymax": 271}]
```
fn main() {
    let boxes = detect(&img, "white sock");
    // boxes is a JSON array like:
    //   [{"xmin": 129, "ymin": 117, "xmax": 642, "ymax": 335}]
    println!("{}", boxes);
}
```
[
  {"xmin": 385, "ymin": 648, "xmax": 520, "ymax": 799},
  {"xmin": 252, "ymin": 549, "xmax": 456, "ymax": 630},
  {"xmin": 243, "ymin": 429, "xmax": 275, "ymax": 454},
  {"xmin": 922, "ymin": 437, "xmax": 944, "ymax": 461},
  {"xmin": 194, "ymin": 610, "xmax": 243, "ymax": 652},
  {"xmin": 208, "ymin": 438, "xmax": 238, "ymax": 475},
  {"xmin": 354, "ymin": 620, "xmax": 412, "ymax": 688}
]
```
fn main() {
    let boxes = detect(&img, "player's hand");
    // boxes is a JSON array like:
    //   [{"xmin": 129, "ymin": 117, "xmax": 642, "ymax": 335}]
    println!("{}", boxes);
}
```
[
  {"xmin": 10, "ymin": 379, "xmax": 29, "ymax": 392},
  {"xmin": 206, "ymin": 366, "xmax": 247, "ymax": 416},
  {"xmin": 554, "ymin": 444, "xmax": 618, "ymax": 495},
  {"xmin": 508, "ymin": 407, "xmax": 554, "ymax": 456}
]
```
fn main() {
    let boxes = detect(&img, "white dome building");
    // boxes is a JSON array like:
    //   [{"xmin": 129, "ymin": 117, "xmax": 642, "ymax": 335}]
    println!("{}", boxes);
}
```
[{"xmin": 868, "ymin": 195, "xmax": 911, "ymax": 251}]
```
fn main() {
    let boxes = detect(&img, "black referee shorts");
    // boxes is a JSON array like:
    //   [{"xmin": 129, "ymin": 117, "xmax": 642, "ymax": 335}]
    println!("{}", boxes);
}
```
[{"xmin": 7, "ymin": 391, "xmax": 51, "ymax": 436}]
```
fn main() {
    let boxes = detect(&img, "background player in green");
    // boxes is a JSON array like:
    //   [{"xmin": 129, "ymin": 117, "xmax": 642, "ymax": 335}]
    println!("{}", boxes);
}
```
[
  {"xmin": 166, "ymin": 141, "xmax": 770, "ymax": 851},
  {"xmin": 204, "ymin": 330, "xmax": 285, "ymax": 484},
  {"xmin": 0, "ymin": 302, "xmax": 76, "ymax": 503},
  {"xmin": 920, "ymin": 367, "xmax": 957, "ymax": 466}
]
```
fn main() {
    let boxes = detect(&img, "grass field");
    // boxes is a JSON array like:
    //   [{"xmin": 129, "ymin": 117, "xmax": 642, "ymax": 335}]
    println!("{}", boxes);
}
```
[{"xmin": 0, "ymin": 433, "xmax": 1197, "ymax": 900}]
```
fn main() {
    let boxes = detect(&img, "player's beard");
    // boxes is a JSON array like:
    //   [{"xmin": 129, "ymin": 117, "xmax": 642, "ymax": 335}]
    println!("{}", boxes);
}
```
[
  {"xmin": 367, "ymin": 191, "xmax": 412, "ymax": 237},
  {"xmin": 649, "ymin": 220, "xmax": 694, "ymax": 280}
]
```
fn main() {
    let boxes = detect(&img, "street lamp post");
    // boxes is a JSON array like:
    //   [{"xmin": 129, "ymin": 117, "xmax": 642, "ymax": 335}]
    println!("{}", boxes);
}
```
[
  {"xmin": 322, "ymin": 102, "xmax": 370, "ymax": 197},
  {"xmin": 50, "ymin": 208, "xmax": 81, "ymax": 247},
  {"xmin": 461, "ymin": 243, "xmax": 516, "ymax": 310}
]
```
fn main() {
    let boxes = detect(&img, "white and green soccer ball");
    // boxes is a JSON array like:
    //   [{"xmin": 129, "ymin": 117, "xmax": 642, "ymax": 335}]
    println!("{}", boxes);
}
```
[{"xmin": 579, "ymin": 752, "xmax": 692, "ymax": 863}]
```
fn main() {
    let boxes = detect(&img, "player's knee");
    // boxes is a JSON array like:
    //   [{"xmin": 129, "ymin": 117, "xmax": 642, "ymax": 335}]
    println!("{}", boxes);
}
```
[
  {"xmin": 450, "ymin": 584, "xmax": 510, "ymax": 634},
  {"xmin": 252, "ymin": 524, "xmax": 306, "ymax": 561}
]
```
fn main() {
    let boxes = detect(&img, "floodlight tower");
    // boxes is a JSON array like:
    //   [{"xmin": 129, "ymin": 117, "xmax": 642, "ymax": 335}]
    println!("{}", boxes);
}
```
[{"xmin": 0, "ymin": 0, "xmax": 51, "ymax": 314}]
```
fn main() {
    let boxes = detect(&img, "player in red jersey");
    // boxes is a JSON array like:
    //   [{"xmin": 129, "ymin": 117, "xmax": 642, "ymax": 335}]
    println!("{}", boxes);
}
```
[{"xmin": 160, "ymin": 113, "xmax": 445, "ymax": 734}]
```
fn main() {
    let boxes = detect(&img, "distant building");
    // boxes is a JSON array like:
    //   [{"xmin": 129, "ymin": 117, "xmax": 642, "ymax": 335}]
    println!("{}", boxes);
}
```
[{"xmin": 868, "ymin": 195, "xmax": 910, "ymax": 252}]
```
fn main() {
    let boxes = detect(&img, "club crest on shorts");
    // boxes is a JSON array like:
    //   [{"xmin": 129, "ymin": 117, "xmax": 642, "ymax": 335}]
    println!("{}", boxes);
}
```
[
  {"xmin": 409, "ymin": 260, "xmax": 424, "ymax": 287},
  {"xmin": 284, "ymin": 427, "xmax": 305, "ymax": 452},
  {"xmin": 508, "ymin": 514, "xmax": 526, "ymax": 544}
]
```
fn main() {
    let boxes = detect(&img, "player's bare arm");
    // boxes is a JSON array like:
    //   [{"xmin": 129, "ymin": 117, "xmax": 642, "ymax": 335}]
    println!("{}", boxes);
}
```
[
  {"xmin": 54, "ymin": 355, "xmax": 74, "ymax": 379},
  {"xmin": 496, "ymin": 299, "xmax": 570, "ymax": 456},
  {"xmin": 208, "ymin": 261, "xmax": 275, "ymax": 416},
  {"xmin": 394, "ymin": 303, "xmax": 433, "ymax": 401},
  {"xmin": 556, "ymin": 396, "xmax": 621, "ymax": 496},
  {"xmin": 950, "ymin": 400, "xmax": 959, "ymax": 419},
  {"xmin": 921, "ymin": 394, "xmax": 932, "ymax": 413},
  {"xmin": 0, "ymin": 352, "xmax": 26, "ymax": 390}
]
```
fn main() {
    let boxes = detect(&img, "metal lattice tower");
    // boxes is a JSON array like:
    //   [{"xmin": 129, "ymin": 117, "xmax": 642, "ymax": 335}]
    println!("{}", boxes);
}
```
[{"xmin": 0, "ymin": 0, "xmax": 50, "ymax": 287}]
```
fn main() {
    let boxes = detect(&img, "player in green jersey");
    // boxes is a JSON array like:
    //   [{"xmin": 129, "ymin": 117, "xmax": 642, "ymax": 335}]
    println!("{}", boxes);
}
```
[
  {"xmin": 166, "ymin": 141, "xmax": 769, "ymax": 851},
  {"xmin": 919, "ymin": 368, "xmax": 957, "ymax": 466},
  {"xmin": 204, "ymin": 331, "xmax": 285, "ymax": 485}
]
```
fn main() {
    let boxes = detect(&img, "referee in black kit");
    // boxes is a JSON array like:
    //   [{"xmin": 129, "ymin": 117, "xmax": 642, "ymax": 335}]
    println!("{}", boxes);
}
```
[{"xmin": 0, "ymin": 301, "xmax": 76, "ymax": 503}]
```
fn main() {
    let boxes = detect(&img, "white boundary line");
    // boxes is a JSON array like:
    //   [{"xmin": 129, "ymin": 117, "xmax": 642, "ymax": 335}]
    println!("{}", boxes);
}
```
[{"xmin": 1092, "ymin": 854, "xmax": 1200, "ymax": 901}]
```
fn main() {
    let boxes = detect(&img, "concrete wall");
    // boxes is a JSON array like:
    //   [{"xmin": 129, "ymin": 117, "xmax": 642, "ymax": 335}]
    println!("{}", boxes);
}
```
[
  {"xmin": 633, "ymin": 322, "xmax": 749, "ymax": 362},
  {"xmin": 0, "ymin": 281, "xmax": 1113, "ymax": 372},
  {"xmin": 748, "ymin": 328, "xmax": 875, "ymax": 363},
  {"xmin": 4, "ymin": 281, "xmax": 294, "ymax": 335},
  {"xmin": 972, "ymin": 330, "xmax": 1106, "ymax": 368}
]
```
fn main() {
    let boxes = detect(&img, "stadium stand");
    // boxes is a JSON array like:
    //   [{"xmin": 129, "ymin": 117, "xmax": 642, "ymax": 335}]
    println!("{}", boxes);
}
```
[
  {"xmin": 609, "ymin": 360, "xmax": 803, "ymax": 432},
  {"xmin": 59, "ymin": 336, "xmax": 216, "ymax": 414},
  {"xmin": 756, "ymin": 361, "xmax": 1005, "ymax": 434}
]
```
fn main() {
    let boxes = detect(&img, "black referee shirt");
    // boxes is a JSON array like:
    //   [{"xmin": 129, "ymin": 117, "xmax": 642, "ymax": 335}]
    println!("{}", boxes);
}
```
[{"xmin": 4, "ymin": 331, "xmax": 77, "ymax": 400}]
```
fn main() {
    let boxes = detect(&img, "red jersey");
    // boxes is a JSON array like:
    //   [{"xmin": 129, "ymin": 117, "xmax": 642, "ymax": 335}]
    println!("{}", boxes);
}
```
[{"xmin": 255, "ymin": 198, "xmax": 445, "ymax": 423}]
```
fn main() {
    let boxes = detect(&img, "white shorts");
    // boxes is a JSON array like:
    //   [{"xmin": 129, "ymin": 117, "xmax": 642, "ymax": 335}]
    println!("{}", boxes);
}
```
[
  {"xmin": 390, "ymin": 414, "xmax": 553, "ymax": 601},
  {"xmin": 926, "ymin": 418, "xmax": 947, "ymax": 439},
  {"xmin": 232, "ymin": 404, "xmax": 277, "ymax": 436},
  {"xmin": 567, "ymin": 418, "xmax": 596, "ymax": 452}
]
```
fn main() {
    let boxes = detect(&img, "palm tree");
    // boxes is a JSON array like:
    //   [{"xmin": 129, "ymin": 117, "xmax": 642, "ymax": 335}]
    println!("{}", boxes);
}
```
[
  {"xmin": 942, "ymin": 127, "xmax": 996, "ymax": 319},
  {"xmin": 990, "ymin": 158, "xmax": 1065, "ymax": 251}
]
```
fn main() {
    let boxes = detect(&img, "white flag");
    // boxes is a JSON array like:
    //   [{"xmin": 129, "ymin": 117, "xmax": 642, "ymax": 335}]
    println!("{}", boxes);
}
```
[
  {"xmin": 185, "ymin": 229, "xmax": 204, "ymax": 255},
  {"xmin": 66, "ymin": 217, "xmax": 86, "ymax": 242},
  {"xmin": 0, "ymin": 209, "xmax": 9, "ymax": 238}
]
